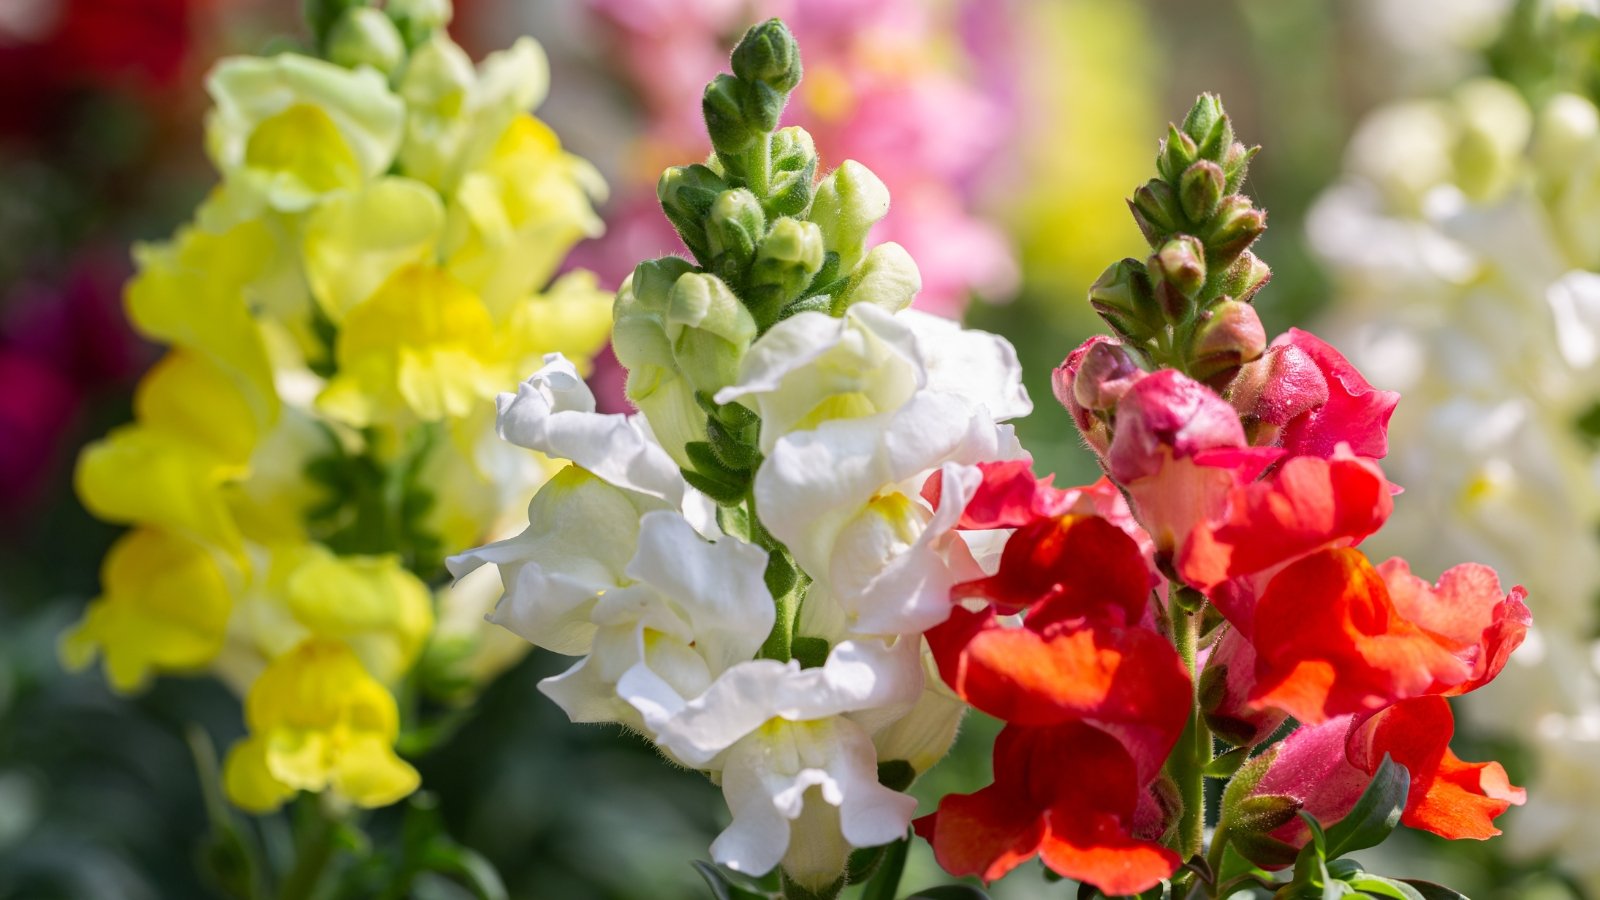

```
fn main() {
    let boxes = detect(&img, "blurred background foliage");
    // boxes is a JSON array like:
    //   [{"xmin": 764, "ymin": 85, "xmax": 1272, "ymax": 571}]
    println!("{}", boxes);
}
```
[{"xmin": 0, "ymin": 0, "xmax": 1588, "ymax": 898}]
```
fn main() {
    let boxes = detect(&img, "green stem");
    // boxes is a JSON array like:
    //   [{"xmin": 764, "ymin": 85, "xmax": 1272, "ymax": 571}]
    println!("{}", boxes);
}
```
[
  {"xmin": 1205, "ymin": 822, "xmax": 1231, "ymax": 891},
  {"xmin": 279, "ymin": 797, "xmax": 340, "ymax": 900},
  {"xmin": 747, "ymin": 133, "xmax": 772, "ymax": 199},
  {"xmin": 1166, "ymin": 593, "xmax": 1210, "ymax": 865}
]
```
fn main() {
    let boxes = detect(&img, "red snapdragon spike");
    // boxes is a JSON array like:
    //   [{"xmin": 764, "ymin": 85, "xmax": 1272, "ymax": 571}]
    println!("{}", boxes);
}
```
[
  {"xmin": 1349, "ymin": 696, "xmax": 1527, "ymax": 839},
  {"xmin": 1179, "ymin": 451, "xmax": 1394, "ymax": 632},
  {"xmin": 1249, "ymin": 548, "xmax": 1472, "ymax": 723},
  {"xmin": 1249, "ymin": 329, "xmax": 1399, "ymax": 460},
  {"xmin": 916, "ymin": 722, "xmax": 1181, "ymax": 894},
  {"xmin": 1377, "ymin": 559, "xmax": 1531, "ymax": 696},
  {"xmin": 954, "ymin": 514, "xmax": 1155, "ymax": 618}
]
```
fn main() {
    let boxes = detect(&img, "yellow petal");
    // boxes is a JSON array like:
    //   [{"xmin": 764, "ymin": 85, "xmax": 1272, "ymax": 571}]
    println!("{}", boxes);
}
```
[
  {"xmin": 223, "ymin": 734, "xmax": 297, "ymax": 813},
  {"xmin": 302, "ymin": 177, "xmax": 446, "ymax": 322},
  {"xmin": 285, "ymin": 551, "xmax": 434, "ymax": 683},
  {"xmin": 502, "ymin": 269, "xmax": 614, "ymax": 375},
  {"xmin": 76, "ymin": 430, "xmax": 243, "ymax": 553},
  {"xmin": 330, "ymin": 734, "xmax": 421, "ymax": 809}
]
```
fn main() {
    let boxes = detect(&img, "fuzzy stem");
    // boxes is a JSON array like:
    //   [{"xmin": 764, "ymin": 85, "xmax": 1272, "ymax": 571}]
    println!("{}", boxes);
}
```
[{"xmin": 1166, "ymin": 595, "xmax": 1210, "ymax": 865}]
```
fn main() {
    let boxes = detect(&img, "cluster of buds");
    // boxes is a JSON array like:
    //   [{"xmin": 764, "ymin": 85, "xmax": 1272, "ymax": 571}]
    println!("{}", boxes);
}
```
[
  {"xmin": 916, "ymin": 96, "xmax": 1530, "ymax": 899},
  {"xmin": 1091, "ymin": 95, "xmax": 1270, "ymax": 392},
  {"xmin": 455, "ymin": 20, "xmax": 1029, "ymax": 897}
]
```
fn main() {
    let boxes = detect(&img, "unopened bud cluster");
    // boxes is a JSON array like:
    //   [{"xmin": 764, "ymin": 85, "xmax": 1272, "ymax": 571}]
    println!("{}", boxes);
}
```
[
  {"xmin": 1093, "ymin": 94, "xmax": 1271, "ymax": 389},
  {"xmin": 619, "ymin": 19, "xmax": 921, "ymax": 504}
]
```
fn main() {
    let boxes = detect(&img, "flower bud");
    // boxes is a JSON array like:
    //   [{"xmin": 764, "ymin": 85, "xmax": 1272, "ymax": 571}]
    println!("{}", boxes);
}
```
[
  {"xmin": 1129, "ymin": 179, "xmax": 1182, "ymax": 245},
  {"xmin": 613, "ymin": 257, "xmax": 695, "ymax": 372},
  {"xmin": 1181, "ymin": 93, "xmax": 1234, "ymax": 162},
  {"xmin": 1053, "ymin": 336, "xmax": 1126, "ymax": 459},
  {"xmin": 326, "ymin": 7, "xmax": 406, "ymax": 74},
  {"xmin": 1222, "ymin": 141, "xmax": 1258, "ymax": 194},
  {"xmin": 1203, "ymin": 195, "xmax": 1266, "ymax": 264},
  {"xmin": 667, "ymin": 273, "xmax": 757, "ymax": 395},
  {"xmin": 748, "ymin": 217, "xmax": 825, "ymax": 322},
  {"xmin": 1216, "ymin": 251, "xmax": 1272, "ymax": 304},
  {"xmin": 1087, "ymin": 258, "xmax": 1161, "ymax": 342},
  {"xmin": 731, "ymin": 18, "xmax": 803, "ymax": 94},
  {"xmin": 657, "ymin": 164, "xmax": 729, "ymax": 265},
  {"xmin": 1188, "ymin": 300, "xmax": 1266, "ymax": 389},
  {"xmin": 387, "ymin": 0, "xmax": 452, "ymax": 45},
  {"xmin": 810, "ymin": 160, "xmax": 890, "ymax": 273},
  {"xmin": 706, "ymin": 188, "xmax": 766, "ymax": 283},
  {"xmin": 1179, "ymin": 159, "xmax": 1225, "ymax": 223},
  {"xmin": 1534, "ymin": 92, "xmax": 1599, "ymax": 176},
  {"xmin": 836, "ymin": 242, "xmax": 920, "ymax": 314},
  {"xmin": 1158, "ymin": 124, "xmax": 1198, "ymax": 184},
  {"xmin": 1200, "ymin": 629, "xmax": 1288, "ymax": 748},
  {"xmin": 1451, "ymin": 78, "xmax": 1532, "ymax": 203},
  {"xmin": 764, "ymin": 126, "xmax": 819, "ymax": 218},
  {"xmin": 1152, "ymin": 235, "xmax": 1206, "ymax": 306},
  {"xmin": 704, "ymin": 74, "xmax": 761, "ymax": 160},
  {"xmin": 1072, "ymin": 340, "xmax": 1144, "ymax": 413}
]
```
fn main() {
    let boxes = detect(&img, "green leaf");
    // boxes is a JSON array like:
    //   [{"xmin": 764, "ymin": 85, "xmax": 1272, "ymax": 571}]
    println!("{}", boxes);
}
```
[
  {"xmin": 1343, "ymin": 876, "xmax": 1426, "ymax": 900},
  {"xmin": 1322, "ymin": 756, "xmax": 1409, "ymax": 860},
  {"xmin": 691, "ymin": 861, "xmax": 779, "ymax": 900},
  {"xmin": 693, "ymin": 861, "xmax": 735, "ymax": 900},
  {"xmin": 858, "ymin": 834, "xmax": 909, "ymax": 900},
  {"xmin": 682, "ymin": 468, "xmax": 749, "ymax": 505},
  {"xmin": 1205, "ymin": 745, "xmax": 1253, "ymax": 778}
]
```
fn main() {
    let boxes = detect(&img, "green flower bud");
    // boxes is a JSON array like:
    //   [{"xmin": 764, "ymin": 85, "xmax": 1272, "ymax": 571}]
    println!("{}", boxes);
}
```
[
  {"xmin": 305, "ymin": 0, "xmax": 364, "ymax": 49},
  {"xmin": 1152, "ymin": 235, "xmax": 1206, "ymax": 302},
  {"xmin": 747, "ymin": 217, "xmax": 825, "ymax": 323},
  {"xmin": 1129, "ymin": 179, "xmax": 1182, "ymax": 246},
  {"xmin": 1158, "ymin": 124, "xmax": 1198, "ymax": 184},
  {"xmin": 667, "ymin": 273, "xmax": 758, "ymax": 395},
  {"xmin": 1087, "ymin": 258, "xmax": 1161, "ymax": 342},
  {"xmin": 1179, "ymin": 159, "xmax": 1225, "ymax": 223},
  {"xmin": 325, "ymin": 7, "xmax": 404, "ymax": 73},
  {"xmin": 704, "ymin": 74, "xmax": 761, "ymax": 160},
  {"xmin": 1451, "ymin": 78, "xmax": 1532, "ymax": 203},
  {"xmin": 387, "ymin": 0, "xmax": 452, "ymax": 46},
  {"xmin": 1203, "ymin": 196, "xmax": 1267, "ymax": 265},
  {"xmin": 1188, "ymin": 299, "xmax": 1266, "ymax": 389},
  {"xmin": 764, "ymin": 126, "xmax": 819, "ymax": 218},
  {"xmin": 613, "ymin": 257, "xmax": 696, "ymax": 372},
  {"xmin": 810, "ymin": 160, "xmax": 890, "ymax": 273},
  {"xmin": 657, "ymin": 164, "xmax": 729, "ymax": 265},
  {"xmin": 1217, "ymin": 251, "xmax": 1272, "ymax": 304},
  {"xmin": 1228, "ymin": 794, "xmax": 1303, "ymax": 837},
  {"xmin": 1222, "ymin": 141, "xmax": 1259, "ymax": 194},
  {"xmin": 742, "ymin": 79, "xmax": 787, "ymax": 134},
  {"xmin": 1181, "ymin": 93, "xmax": 1234, "ymax": 162},
  {"xmin": 706, "ymin": 188, "xmax": 766, "ymax": 285},
  {"xmin": 835, "ymin": 242, "xmax": 921, "ymax": 314},
  {"xmin": 731, "ymin": 18, "xmax": 803, "ymax": 94}
]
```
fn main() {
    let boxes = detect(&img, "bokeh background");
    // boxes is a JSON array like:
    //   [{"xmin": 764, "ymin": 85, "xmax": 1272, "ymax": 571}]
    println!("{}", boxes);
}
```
[{"xmin": 1, "ymin": 0, "xmax": 1595, "ymax": 897}]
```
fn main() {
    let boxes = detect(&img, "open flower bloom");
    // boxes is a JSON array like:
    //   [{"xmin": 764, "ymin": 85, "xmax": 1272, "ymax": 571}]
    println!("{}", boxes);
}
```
[
  {"xmin": 1229, "ymin": 695, "xmax": 1528, "ymax": 868},
  {"xmin": 65, "ymin": 17, "xmax": 615, "ymax": 815}
]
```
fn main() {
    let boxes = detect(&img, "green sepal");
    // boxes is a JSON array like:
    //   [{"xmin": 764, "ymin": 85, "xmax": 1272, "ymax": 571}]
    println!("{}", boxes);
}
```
[
  {"xmin": 875, "ymin": 759, "xmax": 916, "ymax": 793},
  {"xmin": 1204, "ymin": 744, "xmax": 1252, "ymax": 779},
  {"xmin": 692, "ymin": 860, "xmax": 780, "ymax": 900},
  {"xmin": 857, "ymin": 833, "xmax": 909, "ymax": 900},
  {"xmin": 681, "ymin": 467, "xmax": 749, "ymax": 506},
  {"xmin": 779, "ymin": 871, "xmax": 843, "ymax": 900},
  {"xmin": 304, "ymin": 0, "xmax": 368, "ymax": 49},
  {"xmin": 792, "ymin": 636, "xmax": 831, "ymax": 670}
]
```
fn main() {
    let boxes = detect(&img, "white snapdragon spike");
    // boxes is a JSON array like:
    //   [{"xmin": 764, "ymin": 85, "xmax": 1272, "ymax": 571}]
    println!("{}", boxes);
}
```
[
  {"xmin": 446, "ymin": 465, "xmax": 660, "ymax": 655},
  {"xmin": 646, "ymin": 637, "xmax": 922, "ymax": 769},
  {"xmin": 541, "ymin": 511, "xmax": 775, "ymax": 732},
  {"xmin": 711, "ymin": 716, "xmax": 916, "ymax": 887}
]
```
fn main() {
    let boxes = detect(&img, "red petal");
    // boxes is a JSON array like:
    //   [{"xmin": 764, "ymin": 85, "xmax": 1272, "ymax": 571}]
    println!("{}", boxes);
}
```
[
  {"xmin": 1250, "ymin": 549, "xmax": 1469, "ymax": 722},
  {"xmin": 918, "ymin": 786, "xmax": 1045, "ymax": 882},
  {"xmin": 1274, "ymin": 328, "xmax": 1399, "ymax": 460},
  {"xmin": 1349, "ymin": 696, "xmax": 1526, "ymax": 839},
  {"xmin": 1377, "ymin": 559, "xmax": 1531, "ymax": 696},
  {"xmin": 957, "ymin": 515, "xmax": 1154, "ymax": 622}
]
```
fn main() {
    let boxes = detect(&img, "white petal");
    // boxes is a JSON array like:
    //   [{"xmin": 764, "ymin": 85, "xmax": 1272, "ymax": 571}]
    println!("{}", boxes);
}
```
[
  {"xmin": 902, "ymin": 310, "xmax": 1032, "ymax": 422},
  {"xmin": 496, "ymin": 354, "xmax": 686, "ymax": 505}
]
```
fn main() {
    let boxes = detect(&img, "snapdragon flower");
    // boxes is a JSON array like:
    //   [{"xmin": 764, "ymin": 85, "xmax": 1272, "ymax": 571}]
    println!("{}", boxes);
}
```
[
  {"xmin": 452, "ymin": 20, "xmax": 1029, "ymax": 894},
  {"xmin": 63, "ymin": 0, "xmax": 614, "ymax": 825}
]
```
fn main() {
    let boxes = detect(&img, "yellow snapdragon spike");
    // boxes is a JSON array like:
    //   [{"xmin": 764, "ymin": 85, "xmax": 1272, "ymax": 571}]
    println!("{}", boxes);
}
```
[
  {"xmin": 443, "ymin": 114, "xmax": 606, "ymax": 317},
  {"xmin": 318, "ymin": 263, "xmax": 501, "ymax": 426},
  {"xmin": 206, "ymin": 53, "xmax": 405, "ymax": 211},
  {"xmin": 283, "ymin": 549, "xmax": 435, "ymax": 685},
  {"xmin": 60, "ymin": 528, "xmax": 235, "ymax": 693},
  {"xmin": 222, "ymin": 640, "xmax": 419, "ymax": 813},
  {"xmin": 301, "ymin": 176, "xmax": 447, "ymax": 323}
]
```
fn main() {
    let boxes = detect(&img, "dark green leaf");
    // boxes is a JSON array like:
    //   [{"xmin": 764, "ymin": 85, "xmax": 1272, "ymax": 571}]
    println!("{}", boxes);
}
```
[
  {"xmin": 682, "ymin": 468, "xmax": 749, "ymax": 505},
  {"xmin": 1396, "ymin": 881, "xmax": 1469, "ymax": 900},
  {"xmin": 858, "ymin": 834, "xmax": 909, "ymax": 900},
  {"xmin": 1323, "ymin": 756, "xmax": 1409, "ymax": 860},
  {"xmin": 1205, "ymin": 745, "xmax": 1253, "ymax": 778},
  {"xmin": 693, "ymin": 861, "xmax": 735, "ymax": 900},
  {"xmin": 1343, "ymin": 876, "xmax": 1425, "ymax": 900},
  {"xmin": 905, "ymin": 887, "xmax": 992, "ymax": 900}
]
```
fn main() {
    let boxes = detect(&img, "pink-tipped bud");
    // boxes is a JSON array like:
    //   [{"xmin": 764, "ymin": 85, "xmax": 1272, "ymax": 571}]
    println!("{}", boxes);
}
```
[
  {"xmin": 1189, "ymin": 299, "xmax": 1266, "ymax": 389},
  {"xmin": 1073, "ymin": 340, "xmax": 1144, "ymax": 412}
]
